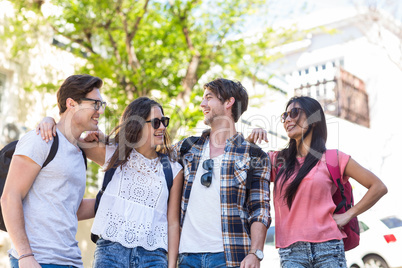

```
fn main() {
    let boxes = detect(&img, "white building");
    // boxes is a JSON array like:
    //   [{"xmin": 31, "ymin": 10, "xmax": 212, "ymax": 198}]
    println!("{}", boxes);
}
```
[{"xmin": 240, "ymin": 6, "xmax": 402, "ymax": 218}]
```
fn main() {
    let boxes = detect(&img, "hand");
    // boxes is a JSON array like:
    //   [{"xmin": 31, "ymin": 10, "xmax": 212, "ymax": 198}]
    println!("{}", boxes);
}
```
[
  {"xmin": 83, "ymin": 130, "xmax": 105, "ymax": 143},
  {"xmin": 84, "ymin": 131, "xmax": 100, "ymax": 142},
  {"xmin": 18, "ymin": 255, "xmax": 41, "ymax": 268},
  {"xmin": 240, "ymin": 253, "xmax": 260, "ymax": 268},
  {"xmin": 246, "ymin": 128, "xmax": 268, "ymax": 144},
  {"xmin": 333, "ymin": 211, "xmax": 353, "ymax": 230},
  {"xmin": 36, "ymin": 117, "xmax": 56, "ymax": 142}
]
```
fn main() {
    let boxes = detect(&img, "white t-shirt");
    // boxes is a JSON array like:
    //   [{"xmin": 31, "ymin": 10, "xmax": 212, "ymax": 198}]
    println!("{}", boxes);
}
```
[
  {"xmin": 91, "ymin": 145, "xmax": 182, "ymax": 251},
  {"xmin": 9, "ymin": 129, "xmax": 86, "ymax": 268},
  {"xmin": 179, "ymin": 141, "xmax": 224, "ymax": 253}
]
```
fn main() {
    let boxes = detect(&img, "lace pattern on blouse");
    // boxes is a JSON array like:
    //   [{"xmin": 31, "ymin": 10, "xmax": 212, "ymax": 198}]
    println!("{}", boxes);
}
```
[{"xmin": 92, "ymin": 150, "xmax": 169, "ymax": 250}]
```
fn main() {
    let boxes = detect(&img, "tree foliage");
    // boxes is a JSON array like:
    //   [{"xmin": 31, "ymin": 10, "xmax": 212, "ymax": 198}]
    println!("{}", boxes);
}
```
[
  {"xmin": 1, "ymin": 0, "xmax": 306, "ymax": 189},
  {"xmin": 5, "ymin": 0, "xmax": 302, "ymax": 137}
]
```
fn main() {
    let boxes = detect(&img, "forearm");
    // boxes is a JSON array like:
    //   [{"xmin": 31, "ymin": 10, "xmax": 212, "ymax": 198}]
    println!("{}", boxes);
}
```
[
  {"xmin": 348, "ymin": 180, "xmax": 387, "ymax": 218},
  {"xmin": 77, "ymin": 198, "xmax": 96, "ymax": 221},
  {"xmin": 250, "ymin": 221, "xmax": 267, "ymax": 251},
  {"xmin": 168, "ymin": 222, "xmax": 180, "ymax": 268},
  {"xmin": 1, "ymin": 195, "xmax": 32, "ymax": 255}
]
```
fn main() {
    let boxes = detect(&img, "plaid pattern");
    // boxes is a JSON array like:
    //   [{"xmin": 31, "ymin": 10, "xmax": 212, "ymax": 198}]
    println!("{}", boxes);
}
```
[{"xmin": 173, "ymin": 130, "xmax": 271, "ymax": 267}]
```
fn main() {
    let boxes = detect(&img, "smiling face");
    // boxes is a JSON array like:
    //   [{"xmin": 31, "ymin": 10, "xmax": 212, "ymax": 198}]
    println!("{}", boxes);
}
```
[
  {"xmin": 142, "ymin": 106, "xmax": 167, "ymax": 148},
  {"xmin": 200, "ymin": 88, "xmax": 226, "ymax": 126},
  {"xmin": 283, "ymin": 102, "xmax": 310, "ymax": 141},
  {"xmin": 72, "ymin": 88, "xmax": 105, "ymax": 132}
]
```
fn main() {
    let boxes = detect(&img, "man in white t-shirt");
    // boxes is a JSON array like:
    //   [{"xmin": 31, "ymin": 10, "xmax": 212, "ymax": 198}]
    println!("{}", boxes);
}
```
[
  {"xmin": 1, "ymin": 75, "xmax": 105, "ymax": 268},
  {"xmin": 173, "ymin": 78, "xmax": 271, "ymax": 268}
]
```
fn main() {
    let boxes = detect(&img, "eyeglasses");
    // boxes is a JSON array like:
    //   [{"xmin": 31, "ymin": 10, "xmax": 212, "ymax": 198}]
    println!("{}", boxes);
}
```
[
  {"xmin": 80, "ymin": 98, "xmax": 107, "ymax": 111},
  {"xmin": 281, "ymin": 107, "xmax": 304, "ymax": 123},
  {"xmin": 145, "ymin": 117, "xmax": 170, "ymax": 129},
  {"xmin": 201, "ymin": 159, "xmax": 214, "ymax": 187}
]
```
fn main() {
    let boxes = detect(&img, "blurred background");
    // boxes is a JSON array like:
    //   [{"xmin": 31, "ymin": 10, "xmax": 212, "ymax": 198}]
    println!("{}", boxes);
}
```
[{"xmin": 1, "ymin": 0, "xmax": 401, "ymax": 267}]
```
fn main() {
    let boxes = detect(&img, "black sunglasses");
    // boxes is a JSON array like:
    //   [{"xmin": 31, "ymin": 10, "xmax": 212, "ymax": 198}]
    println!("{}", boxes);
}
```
[
  {"xmin": 281, "ymin": 107, "xmax": 304, "ymax": 123},
  {"xmin": 145, "ymin": 117, "xmax": 170, "ymax": 129},
  {"xmin": 201, "ymin": 159, "xmax": 214, "ymax": 187},
  {"xmin": 80, "ymin": 98, "xmax": 107, "ymax": 111}
]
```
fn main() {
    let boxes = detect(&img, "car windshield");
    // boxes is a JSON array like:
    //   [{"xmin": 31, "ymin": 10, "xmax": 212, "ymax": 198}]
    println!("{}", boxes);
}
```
[
  {"xmin": 381, "ymin": 216, "xmax": 402, "ymax": 229},
  {"xmin": 265, "ymin": 226, "xmax": 275, "ymax": 246}
]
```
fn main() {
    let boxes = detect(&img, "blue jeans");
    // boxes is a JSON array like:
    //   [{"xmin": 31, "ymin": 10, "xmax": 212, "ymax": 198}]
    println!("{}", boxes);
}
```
[
  {"xmin": 9, "ymin": 255, "xmax": 78, "ymax": 268},
  {"xmin": 93, "ymin": 238, "xmax": 168, "ymax": 268},
  {"xmin": 178, "ymin": 252, "xmax": 230, "ymax": 268},
  {"xmin": 278, "ymin": 239, "xmax": 347, "ymax": 268}
]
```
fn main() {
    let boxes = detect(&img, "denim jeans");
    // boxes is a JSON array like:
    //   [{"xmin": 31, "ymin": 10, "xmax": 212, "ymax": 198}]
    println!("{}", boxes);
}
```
[
  {"xmin": 9, "ymin": 255, "xmax": 78, "ymax": 268},
  {"xmin": 92, "ymin": 238, "xmax": 168, "ymax": 268},
  {"xmin": 178, "ymin": 252, "xmax": 231, "ymax": 268},
  {"xmin": 278, "ymin": 239, "xmax": 347, "ymax": 268}
]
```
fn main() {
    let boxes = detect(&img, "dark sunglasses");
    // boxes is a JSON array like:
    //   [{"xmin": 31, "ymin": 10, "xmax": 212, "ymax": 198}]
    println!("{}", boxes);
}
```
[
  {"xmin": 281, "ymin": 107, "xmax": 304, "ymax": 123},
  {"xmin": 80, "ymin": 98, "xmax": 107, "ymax": 111},
  {"xmin": 145, "ymin": 117, "xmax": 170, "ymax": 129},
  {"xmin": 201, "ymin": 159, "xmax": 214, "ymax": 187}
]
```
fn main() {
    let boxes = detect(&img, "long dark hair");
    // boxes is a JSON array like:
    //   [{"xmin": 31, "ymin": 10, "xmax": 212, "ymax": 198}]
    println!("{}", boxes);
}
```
[
  {"xmin": 276, "ymin": 96, "xmax": 327, "ymax": 209},
  {"xmin": 105, "ymin": 97, "xmax": 172, "ymax": 171}
]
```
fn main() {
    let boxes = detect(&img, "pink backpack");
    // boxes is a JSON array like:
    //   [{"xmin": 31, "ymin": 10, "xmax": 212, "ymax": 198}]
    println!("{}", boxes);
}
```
[{"xmin": 326, "ymin": 149, "xmax": 360, "ymax": 251}]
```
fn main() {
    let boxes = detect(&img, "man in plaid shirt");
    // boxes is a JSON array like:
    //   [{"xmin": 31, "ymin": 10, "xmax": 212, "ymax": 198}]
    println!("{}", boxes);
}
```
[{"xmin": 173, "ymin": 78, "xmax": 271, "ymax": 268}]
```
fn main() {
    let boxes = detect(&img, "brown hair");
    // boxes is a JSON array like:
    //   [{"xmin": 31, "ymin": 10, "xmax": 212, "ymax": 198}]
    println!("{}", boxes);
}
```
[
  {"xmin": 105, "ymin": 97, "xmax": 172, "ymax": 171},
  {"xmin": 57, "ymin": 74, "xmax": 103, "ymax": 114},
  {"xmin": 203, "ymin": 78, "xmax": 248, "ymax": 122}
]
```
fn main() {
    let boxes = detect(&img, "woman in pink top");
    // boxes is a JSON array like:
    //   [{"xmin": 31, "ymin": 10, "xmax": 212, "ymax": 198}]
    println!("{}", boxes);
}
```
[{"xmin": 249, "ymin": 96, "xmax": 387, "ymax": 268}]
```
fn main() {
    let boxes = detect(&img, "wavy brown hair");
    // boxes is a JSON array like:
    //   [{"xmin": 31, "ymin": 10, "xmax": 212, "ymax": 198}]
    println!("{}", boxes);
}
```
[{"xmin": 105, "ymin": 97, "xmax": 172, "ymax": 171}]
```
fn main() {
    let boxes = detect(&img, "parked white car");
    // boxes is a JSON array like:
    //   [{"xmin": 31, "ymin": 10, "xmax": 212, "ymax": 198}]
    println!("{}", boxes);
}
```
[
  {"xmin": 346, "ymin": 214, "xmax": 402, "ymax": 268},
  {"xmin": 261, "ymin": 225, "xmax": 281, "ymax": 267}
]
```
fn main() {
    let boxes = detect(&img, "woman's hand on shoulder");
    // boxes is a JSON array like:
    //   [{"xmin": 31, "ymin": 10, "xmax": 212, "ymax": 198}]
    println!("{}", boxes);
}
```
[
  {"xmin": 246, "ymin": 128, "xmax": 268, "ymax": 144},
  {"xmin": 36, "ymin": 117, "xmax": 56, "ymax": 142}
]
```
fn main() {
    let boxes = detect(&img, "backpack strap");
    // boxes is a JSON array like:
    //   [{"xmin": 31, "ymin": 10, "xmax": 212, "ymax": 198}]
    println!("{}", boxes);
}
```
[
  {"xmin": 94, "ymin": 167, "xmax": 116, "ymax": 214},
  {"xmin": 91, "ymin": 166, "xmax": 117, "ymax": 243},
  {"xmin": 42, "ymin": 133, "xmax": 59, "ymax": 168},
  {"xmin": 80, "ymin": 148, "xmax": 88, "ymax": 170},
  {"xmin": 178, "ymin": 136, "xmax": 199, "ymax": 166},
  {"xmin": 159, "ymin": 153, "xmax": 173, "ymax": 192},
  {"xmin": 246, "ymin": 145, "xmax": 265, "ymax": 190},
  {"xmin": 326, "ymin": 149, "xmax": 346, "ymax": 213},
  {"xmin": 180, "ymin": 136, "xmax": 199, "ymax": 156}
]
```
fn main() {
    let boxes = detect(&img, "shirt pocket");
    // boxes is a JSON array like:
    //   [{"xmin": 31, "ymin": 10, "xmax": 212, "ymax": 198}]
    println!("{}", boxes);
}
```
[{"xmin": 233, "ymin": 157, "xmax": 250, "ymax": 186}]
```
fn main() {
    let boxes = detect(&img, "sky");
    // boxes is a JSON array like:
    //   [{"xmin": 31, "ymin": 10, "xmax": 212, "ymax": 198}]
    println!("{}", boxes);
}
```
[{"xmin": 261, "ymin": 0, "xmax": 402, "ymax": 28}]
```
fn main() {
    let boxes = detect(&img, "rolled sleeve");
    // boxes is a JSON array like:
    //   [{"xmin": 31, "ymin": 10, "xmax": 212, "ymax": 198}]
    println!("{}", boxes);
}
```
[{"xmin": 248, "ymin": 152, "xmax": 271, "ymax": 227}]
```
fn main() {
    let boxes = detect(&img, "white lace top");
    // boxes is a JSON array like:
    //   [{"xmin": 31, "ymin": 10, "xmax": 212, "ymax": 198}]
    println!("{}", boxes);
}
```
[{"xmin": 91, "ymin": 145, "xmax": 182, "ymax": 250}]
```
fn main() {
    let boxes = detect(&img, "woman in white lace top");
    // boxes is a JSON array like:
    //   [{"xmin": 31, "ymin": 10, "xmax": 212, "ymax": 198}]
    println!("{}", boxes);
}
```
[
  {"xmin": 39, "ymin": 97, "xmax": 183, "ymax": 268},
  {"xmin": 88, "ymin": 97, "xmax": 183, "ymax": 268}
]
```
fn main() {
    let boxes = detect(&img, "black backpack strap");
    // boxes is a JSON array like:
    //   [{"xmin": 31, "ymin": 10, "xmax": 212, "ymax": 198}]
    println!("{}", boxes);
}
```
[
  {"xmin": 326, "ymin": 150, "xmax": 347, "ymax": 213},
  {"xmin": 91, "ymin": 166, "xmax": 117, "ymax": 243},
  {"xmin": 159, "ymin": 154, "xmax": 173, "ymax": 192},
  {"xmin": 94, "ymin": 167, "xmax": 117, "ymax": 214},
  {"xmin": 178, "ymin": 136, "xmax": 199, "ymax": 167},
  {"xmin": 246, "ymin": 145, "xmax": 265, "ymax": 190},
  {"xmin": 180, "ymin": 136, "xmax": 199, "ymax": 156},
  {"xmin": 42, "ymin": 133, "xmax": 59, "ymax": 168},
  {"xmin": 80, "ymin": 148, "xmax": 88, "ymax": 170}
]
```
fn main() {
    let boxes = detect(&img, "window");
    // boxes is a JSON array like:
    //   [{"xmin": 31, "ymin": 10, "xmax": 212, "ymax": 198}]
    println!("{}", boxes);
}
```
[
  {"xmin": 265, "ymin": 226, "xmax": 275, "ymax": 246},
  {"xmin": 359, "ymin": 221, "xmax": 369, "ymax": 233},
  {"xmin": 381, "ymin": 216, "xmax": 402, "ymax": 229}
]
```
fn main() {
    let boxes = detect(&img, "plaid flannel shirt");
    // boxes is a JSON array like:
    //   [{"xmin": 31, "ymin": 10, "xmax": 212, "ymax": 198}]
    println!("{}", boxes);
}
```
[{"xmin": 173, "ymin": 130, "xmax": 271, "ymax": 267}]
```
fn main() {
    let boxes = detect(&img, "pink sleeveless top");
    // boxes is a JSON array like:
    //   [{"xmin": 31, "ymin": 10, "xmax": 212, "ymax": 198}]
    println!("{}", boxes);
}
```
[{"xmin": 269, "ymin": 151, "xmax": 351, "ymax": 248}]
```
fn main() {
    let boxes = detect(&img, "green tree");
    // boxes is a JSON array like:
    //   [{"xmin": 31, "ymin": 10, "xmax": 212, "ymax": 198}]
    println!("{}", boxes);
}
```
[
  {"xmin": 3, "ymin": 0, "xmax": 303, "ymax": 188},
  {"xmin": 5, "ymin": 0, "xmax": 301, "ymax": 135}
]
